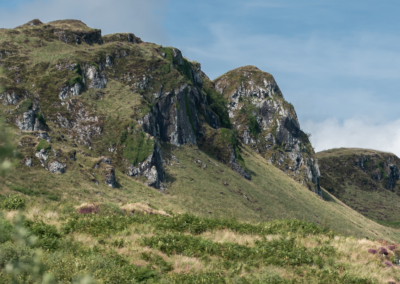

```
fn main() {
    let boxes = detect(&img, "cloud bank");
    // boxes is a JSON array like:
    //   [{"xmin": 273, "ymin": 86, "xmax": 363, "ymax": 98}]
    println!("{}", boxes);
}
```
[
  {"xmin": 303, "ymin": 118, "xmax": 400, "ymax": 157},
  {"xmin": 0, "ymin": 0, "xmax": 169, "ymax": 44}
]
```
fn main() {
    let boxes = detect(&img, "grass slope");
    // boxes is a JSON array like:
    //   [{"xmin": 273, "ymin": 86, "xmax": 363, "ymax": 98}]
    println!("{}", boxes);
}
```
[{"xmin": 2, "ymin": 138, "xmax": 400, "ymax": 243}]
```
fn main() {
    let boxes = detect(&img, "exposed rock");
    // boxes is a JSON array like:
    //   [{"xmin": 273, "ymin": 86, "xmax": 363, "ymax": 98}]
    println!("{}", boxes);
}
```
[
  {"xmin": 25, "ymin": 157, "xmax": 33, "ymax": 167},
  {"xmin": 35, "ymin": 149, "xmax": 48, "ymax": 161},
  {"xmin": 85, "ymin": 65, "xmax": 107, "ymax": 89},
  {"xmin": 144, "ymin": 166, "xmax": 158, "ymax": 187},
  {"xmin": 228, "ymin": 145, "xmax": 251, "ymax": 180},
  {"xmin": 102, "ymin": 166, "xmax": 116, "ymax": 188},
  {"xmin": 386, "ymin": 164, "xmax": 400, "ymax": 191},
  {"xmin": 141, "ymin": 84, "xmax": 219, "ymax": 146},
  {"xmin": 48, "ymin": 161, "xmax": 66, "ymax": 174},
  {"xmin": 126, "ymin": 144, "xmax": 165, "ymax": 189},
  {"xmin": 0, "ymin": 92, "xmax": 19, "ymax": 105},
  {"xmin": 36, "ymin": 132, "xmax": 52, "ymax": 143},
  {"xmin": 105, "ymin": 55, "xmax": 112, "ymax": 67},
  {"xmin": 214, "ymin": 66, "xmax": 320, "ymax": 192},
  {"xmin": 15, "ymin": 110, "xmax": 35, "ymax": 131}
]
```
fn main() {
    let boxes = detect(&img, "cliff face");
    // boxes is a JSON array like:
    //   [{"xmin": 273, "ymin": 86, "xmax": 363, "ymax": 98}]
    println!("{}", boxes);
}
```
[
  {"xmin": 214, "ymin": 66, "xmax": 321, "ymax": 194},
  {"xmin": 0, "ymin": 19, "xmax": 320, "ymax": 194}
]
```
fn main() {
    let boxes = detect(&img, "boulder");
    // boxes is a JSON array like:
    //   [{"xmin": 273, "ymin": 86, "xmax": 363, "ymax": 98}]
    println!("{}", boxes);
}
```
[{"xmin": 48, "ymin": 161, "xmax": 66, "ymax": 174}]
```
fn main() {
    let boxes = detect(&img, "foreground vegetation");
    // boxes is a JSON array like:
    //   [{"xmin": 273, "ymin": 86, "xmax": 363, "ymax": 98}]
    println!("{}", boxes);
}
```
[{"xmin": 1, "ymin": 201, "xmax": 400, "ymax": 283}]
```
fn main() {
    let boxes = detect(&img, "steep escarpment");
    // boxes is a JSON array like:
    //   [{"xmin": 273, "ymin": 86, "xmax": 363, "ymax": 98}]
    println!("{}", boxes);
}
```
[
  {"xmin": 317, "ymin": 148, "xmax": 400, "ymax": 226},
  {"xmin": 0, "ymin": 19, "xmax": 248, "ymax": 189},
  {"xmin": 213, "ymin": 66, "xmax": 321, "ymax": 194}
]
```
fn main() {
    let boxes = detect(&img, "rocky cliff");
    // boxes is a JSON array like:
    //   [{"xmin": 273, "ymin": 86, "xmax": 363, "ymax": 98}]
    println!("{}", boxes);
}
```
[
  {"xmin": 213, "ymin": 66, "xmax": 321, "ymax": 194},
  {"xmin": 0, "ymin": 19, "xmax": 320, "ymax": 195}
]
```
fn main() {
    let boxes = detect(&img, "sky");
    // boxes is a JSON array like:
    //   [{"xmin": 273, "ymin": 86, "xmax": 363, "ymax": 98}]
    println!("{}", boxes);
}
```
[{"xmin": 1, "ymin": 0, "xmax": 400, "ymax": 155}]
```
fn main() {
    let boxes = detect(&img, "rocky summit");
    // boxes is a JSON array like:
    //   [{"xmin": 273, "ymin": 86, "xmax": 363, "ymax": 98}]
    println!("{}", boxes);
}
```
[{"xmin": 0, "ymin": 19, "xmax": 321, "ymax": 195}]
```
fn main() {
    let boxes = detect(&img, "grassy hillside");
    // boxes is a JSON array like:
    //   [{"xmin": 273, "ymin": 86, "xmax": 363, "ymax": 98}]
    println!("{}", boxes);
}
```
[
  {"xmin": 317, "ymin": 148, "xmax": 400, "ymax": 229},
  {"xmin": 2, "ymin": 137, "xmax": 400, "ymax": 242}
]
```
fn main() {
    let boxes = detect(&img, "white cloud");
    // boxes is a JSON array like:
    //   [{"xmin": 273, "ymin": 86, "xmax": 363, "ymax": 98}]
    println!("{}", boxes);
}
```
[
  {"xmin": 303, "ymin": 118, "xmax": 400, "ymax": 157},
  {"xmin": 0, "ymin": 0, "xmax": 169, "ymax": 44}
]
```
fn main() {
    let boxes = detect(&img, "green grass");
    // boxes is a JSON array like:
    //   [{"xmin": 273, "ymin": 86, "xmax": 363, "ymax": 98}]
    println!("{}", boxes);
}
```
[
  {"xmin": 15, "ymin": 99, "xmax": 33, "ymax": 115},
  {"xmin": 35, "ymin": 139, "xmax": 51, "ymax": 152},
  {"xmin": 123, "ymin": 131, "xmax": 155, "ymax": 166}
]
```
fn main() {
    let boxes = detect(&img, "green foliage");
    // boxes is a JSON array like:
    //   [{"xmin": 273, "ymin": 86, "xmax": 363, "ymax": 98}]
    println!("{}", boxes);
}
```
[
  {"xmin": 63, "ymin": 209, "xmax": 332, "ymax": 238},
  {"xmin": 9, "ymin": 185, "xmax": 58, "ymax": 201},
  {"xmin": 23, "ymin": 220, "xmax": 61, "ymax": 251},
  {"xmin": 204, "ymin": 86, "xmax": 231, "ymax": 128},
  {"xmin": 0, "ymin": 120, "xmax": 17, "ymax": 174},
  {"xmin": 143, "ymin": 233, "xmax": 335, "ymax": 268},
  {"xmin": 185, "ymin": 88, "xmax": 195, "ymax": 133},
  {"xmin": 123, "ymin": 130, "xmax": 155, "ymax": 166},
  {"xmin": 377, "ymin": 162, "xmax": 387, "ymax": 179},
  {"xmin": 221, "ymin": 128, "xmax": 246, "ymax": 169},
  {"xmin": 140, "ymin": 252, "xmax": 173, "ymax": 274},
  {"xmin": 2, "ymin": 194, "xmax": 25, "ymax": 210},
  {"xmin": 0, "ymin": 213, "xmax": 13, "ymax": 244},
  {"xmin": 111, "ymin": 238, "xmax": 125, "ymax": 248},
  {"xmin": 36, "ymin": 112, "xmax": 46, "ymax": 125},
  {"xmin": 15, "ymin": 99, "xmax": 33, "ymax": 115},
  {"xmin": 36, "ymin": 139, "xmax": 51, "ymax": 152},
  {"xmin": 119, "ymin": 130, "xmax": 128, "ymax": 144},
  {"xmin": 156, "ymin": 213, "xmax": 332, "ymax": 236},
  {"xmin": 160, "ymin": 47, "xmax": 174, "ymax": 73},
  {"xmin": 177, "ymin": 58, "xmax": 192, "ymax": 81},
  {"xmin": 0, "ymin": 214, "xmax": 160, "ymax": 283}
]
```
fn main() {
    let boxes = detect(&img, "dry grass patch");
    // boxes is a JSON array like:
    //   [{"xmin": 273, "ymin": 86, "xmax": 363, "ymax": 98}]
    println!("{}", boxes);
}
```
[
  {"xmin": 199, "ymin": 229, "xmax": 262, "ymax": 246},
  {"xmin": 122, "ymin": 201, "xmax": 168, "ymax": 216}
]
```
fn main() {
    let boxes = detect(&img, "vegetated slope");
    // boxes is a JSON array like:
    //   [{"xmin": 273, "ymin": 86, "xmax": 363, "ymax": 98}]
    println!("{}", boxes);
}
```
[
  {"xmin": 317, "ymin": 148, "xmax": 400, "ymax": 228},
  {"xmin": 2, "ymin": 204, "xmax": 400, "ymax": 283},
  {"xmin": 0, "ymin": 19, "xmax": 398, "ymax": 241}
]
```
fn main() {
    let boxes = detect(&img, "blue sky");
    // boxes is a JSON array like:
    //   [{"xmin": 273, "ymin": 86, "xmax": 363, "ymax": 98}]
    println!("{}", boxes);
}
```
[{"xmin": 1, "ymin": 0, "xmax": 400, "ymax": 154}]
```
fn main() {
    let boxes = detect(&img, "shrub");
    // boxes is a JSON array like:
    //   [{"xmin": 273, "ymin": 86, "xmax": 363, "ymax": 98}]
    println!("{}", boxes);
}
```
[
  {"xmin": 78, "ymin": 204, "xmax": 99, "ymax": 214},
  {"xmin": 384, "ymin": 261, "xmax": 393, "ymax": 267},
  {"xmin": 388, "ymin": 245, "xmax": 396, "ymax": 251},
  {"xmin": 2, "ymin": 194, "xmax": 25, "ymax": 210},
  {"xmin": 368, "ymin": 249, "xmax": 377, "ymax": 254},
  {"xmin": 36, "ymin": 139, "xmax": 51, "ymax": 152},
  {"xmin": 379, "ymin": 247, "xmax": 388, "ymax": 254},
  {"xmin": 0, "ymin": 213, "xmax": 13, "ymax": 243}
]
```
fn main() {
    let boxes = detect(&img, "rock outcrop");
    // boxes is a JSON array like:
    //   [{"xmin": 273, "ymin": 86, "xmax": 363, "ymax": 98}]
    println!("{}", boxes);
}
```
[
  {"xmin": 126, "ymin": 144, "xmax": 165, "ymax": 189},
  {"xmin": 214, "ymin": 66, "xmax": 321, "ymax": 194}
]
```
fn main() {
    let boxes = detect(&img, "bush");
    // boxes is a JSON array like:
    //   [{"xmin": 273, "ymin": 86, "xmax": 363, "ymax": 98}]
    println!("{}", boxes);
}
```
[
  {"xmin": 2, "ymin": 194, "xmax": 25, "ymax": 210},
  {"xmin": 36, "ymin": 139, "xmax": 51, "ymax": 152},
  {"xmin": 0, "ymin": 213, "xmax": 13, "ymax": 243}
]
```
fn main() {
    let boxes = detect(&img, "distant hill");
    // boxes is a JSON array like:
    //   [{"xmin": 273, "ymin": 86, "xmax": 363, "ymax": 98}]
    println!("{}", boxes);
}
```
[{"xmin": 317, "ymin": 148, "xmax": 400, "ymax": 228}]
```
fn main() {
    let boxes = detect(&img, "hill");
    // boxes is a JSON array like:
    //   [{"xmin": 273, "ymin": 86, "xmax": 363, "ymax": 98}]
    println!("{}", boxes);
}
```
[
  {"xmin": 1, "ymin": 19, "xmax": 400, "ymax": 283},
  {"xmin": 317, "ymin": 148, "xmax": 400, "ymax": 229}
]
